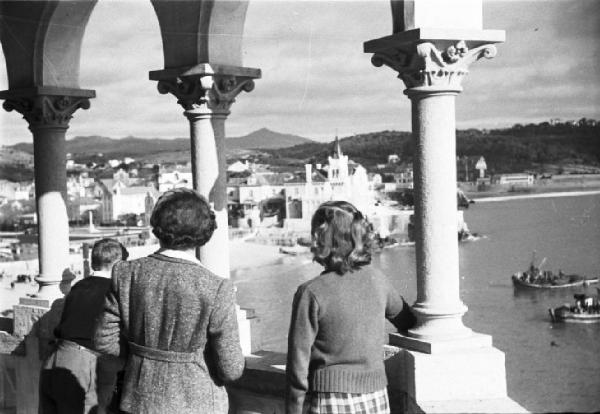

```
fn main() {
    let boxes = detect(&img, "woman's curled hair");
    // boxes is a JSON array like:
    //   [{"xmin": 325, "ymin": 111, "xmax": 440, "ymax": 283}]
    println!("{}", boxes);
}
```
[
  {"xmin": 311, "ymin": 200, "xmax": 373, "ymax": 275},
  {"xmin": 150, "ymin": 188, "xmax": 217, "ymax": 249}
]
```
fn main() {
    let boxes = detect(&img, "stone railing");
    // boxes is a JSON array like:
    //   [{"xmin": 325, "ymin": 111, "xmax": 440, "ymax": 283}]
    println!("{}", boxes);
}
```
[
  {"xmin": 0, "ymin": 311, "xmax": 415, "ymax": 414},
  {"xmin": 0, "ymin": 307, "xmax": 526, "ymax": 414}
]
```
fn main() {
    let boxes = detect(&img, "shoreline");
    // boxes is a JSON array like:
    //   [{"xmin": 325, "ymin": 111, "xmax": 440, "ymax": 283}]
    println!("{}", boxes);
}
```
[
  {"xmin": 471, "ymin": 189, "xmax": 600, "ymax": 203},
  {"xmin": 0, "ymin": 239, "xmax": 288, "ymax": 314}
]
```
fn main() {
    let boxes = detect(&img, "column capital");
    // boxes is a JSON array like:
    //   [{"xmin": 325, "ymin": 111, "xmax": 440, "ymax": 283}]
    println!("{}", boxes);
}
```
[
  {"xmin": 157, "ymin": 74, "xmax": 255, "ymax": 116},
  {"xmin": 372, "ymin": 40, "xmax": 497, "ymax": 92},
  {"xmin": 371, "ymin": 40, "xmax": 496, "ymax": 93},
  {"xmin": 151, "ymin": 63, "xmax": 261, "ymax": 116},
  {"xmin": 0, "ymin": 87, "xmax": 95, "ymax": 130},
  {"xmin": 364, "ymin": 29, "xmax": 504, "ymax": 92}
]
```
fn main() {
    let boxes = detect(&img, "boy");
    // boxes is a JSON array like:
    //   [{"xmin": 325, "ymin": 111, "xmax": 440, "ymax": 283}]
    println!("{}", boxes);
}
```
[{"xmin": 40, "ymin": 238, "xmax": 128, "ymax": 414}]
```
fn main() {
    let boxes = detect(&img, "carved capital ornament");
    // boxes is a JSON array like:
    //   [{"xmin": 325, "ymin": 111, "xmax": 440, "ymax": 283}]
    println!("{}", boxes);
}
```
[
  {"xmin": 3, "ymin": 95, "xmax": 91, "ymax": 129},
  {"xmin": 157, "ymin": 74, "xmax": 255, "ymax": 116},
  {"xmin": 370, "ymin": 40, "xmax": 497, "ymax": 91}
]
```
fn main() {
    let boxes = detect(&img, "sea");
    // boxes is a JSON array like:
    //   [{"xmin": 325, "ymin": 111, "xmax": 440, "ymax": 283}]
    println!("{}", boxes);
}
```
[{"xmin": 232, "ymin": 193, "xmax": 600, "ymax": 413}]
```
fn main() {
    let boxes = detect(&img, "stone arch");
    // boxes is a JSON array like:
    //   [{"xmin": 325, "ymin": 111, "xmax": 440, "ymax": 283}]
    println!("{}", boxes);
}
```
[
  {"xmin": 0, "ymin": 0, "xmax": 97, "ymax": 89},
  {"xmin": 151, "ymin": 0, "xmax": 250, "ymax": 69}
]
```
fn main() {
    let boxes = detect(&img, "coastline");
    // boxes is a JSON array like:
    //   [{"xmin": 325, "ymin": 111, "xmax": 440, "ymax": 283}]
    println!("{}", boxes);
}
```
[
  {"xmin": 0, "ymin": 239, "xmax": 289, "ymax": 314},
  {"xmin": 4, "ymin": 188, "xmax": 600, "ymax": 312},
  {"xmin": 471, "ymin": 189, "xmax": 600, "ymax": 203}
]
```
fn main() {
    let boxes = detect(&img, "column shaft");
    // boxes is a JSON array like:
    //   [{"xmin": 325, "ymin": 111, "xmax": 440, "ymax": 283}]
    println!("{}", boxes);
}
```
[
  {"xmin": 31, "ymin": 126, "xmax": 71, "ymax": 299},
  {"xmin": 187, "ymin": 110, "xmax": 231, "ymax": 278},
  {"xmin": 407, "ymin": 90, "xmax": 470, "ymax": 340}
]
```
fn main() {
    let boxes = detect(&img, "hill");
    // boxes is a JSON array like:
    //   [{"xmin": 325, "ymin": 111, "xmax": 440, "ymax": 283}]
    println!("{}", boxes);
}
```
[
  {"xmin": 8, "ymin": 128, "xmax": 313, "ymax": 160},
  {"xmin": 3, "ymin": 120, "xmax": 599, "ymax": 179},
  {"xmin": 227, "ymin": 128, "xmax": 313, "ymax": 150},
  {"xmin": 263, "ymin": 119, "xmax": 600, "ymax": 174},
  {"xmin": 0, "ymin": 146, "xmax": 33, "ymax": 166},
  {"xmin": 0, "ymin": 147, "xmax": 34, "ymax": 182}
]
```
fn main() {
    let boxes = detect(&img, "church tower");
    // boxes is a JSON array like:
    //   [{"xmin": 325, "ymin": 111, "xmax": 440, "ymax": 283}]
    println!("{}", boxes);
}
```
[{"xmin": 327, "ymin": 135, "xmax": 349, "ymax": 184}]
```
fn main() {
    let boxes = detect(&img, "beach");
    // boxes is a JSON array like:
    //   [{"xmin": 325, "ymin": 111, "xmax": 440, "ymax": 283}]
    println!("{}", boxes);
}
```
[{"xmin": 0, "ymin": 239, "xmax": 285, "ymax": 315}]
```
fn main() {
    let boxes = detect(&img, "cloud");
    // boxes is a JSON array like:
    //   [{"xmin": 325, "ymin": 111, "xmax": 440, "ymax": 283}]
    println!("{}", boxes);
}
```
[{"xmin": 0, "ymin": 0, "xmax": 599, "ymax": 147}]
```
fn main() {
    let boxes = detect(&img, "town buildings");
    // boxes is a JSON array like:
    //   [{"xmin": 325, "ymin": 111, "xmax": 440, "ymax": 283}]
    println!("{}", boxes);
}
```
[{"xmin": 227, "ymin": 137, "xmax": 380, "ymax": 231}]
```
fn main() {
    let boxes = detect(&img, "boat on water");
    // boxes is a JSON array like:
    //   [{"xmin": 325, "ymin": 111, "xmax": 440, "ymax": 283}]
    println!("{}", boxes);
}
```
[
  {"xmin": 512, "ymin": 253, "xmax": 599, "ymax": 289},
  {"xmin": 512, "ymin": 273, "xmax": 599, "ymax": 289},
  {"xmin": 549, "ymin": 293, "xmax": 600, "ymax": 323}
]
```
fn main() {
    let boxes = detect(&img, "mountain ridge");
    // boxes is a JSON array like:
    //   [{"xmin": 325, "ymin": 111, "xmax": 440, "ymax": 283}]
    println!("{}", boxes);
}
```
[{"xmin": 7, "ymin": 128, "xmax": 314, "ymax": 157}]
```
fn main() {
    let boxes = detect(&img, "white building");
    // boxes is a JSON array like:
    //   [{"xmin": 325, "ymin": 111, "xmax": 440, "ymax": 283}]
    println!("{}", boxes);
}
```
[
  {"xmin": 284, "ymin": 137, "xmax": 378, "ymax": 228},
  {"xmin": 95, "ymin": 178, "xmax": 159, "ymax": 223},
  {"xmin": 0, "ymin": 182, "xmax": 34, "ymax": 201},
  {"xmin": 496, "ymin": 173, "xmax": 534, "ymax": 186},
  {"xmin": 159, "ymin": 166, "xmax": 193, "ymax": 192},
  {"xmin": 14, "ymin": 183, "xmax": 34, "ymax": 200},
  {"xmin": 111, "ymin": 186, "xmax": 159, "ymax": 222},
  {"xmin": 228, "ymin": 160, "xmax": 250, "ymax": 173},
  {"xmin": 228, "ymin": 173, "xmax": 286, "ymax": 228},
  {"xmin": 388, "ymin": 154, "xmax": 400, "ymax": 164},
  {"xmin": 66, "ymin": 172, "xmax": 95, "ymax": 198}
]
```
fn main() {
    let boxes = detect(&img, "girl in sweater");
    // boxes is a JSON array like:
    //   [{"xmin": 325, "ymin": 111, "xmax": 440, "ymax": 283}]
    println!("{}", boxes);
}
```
[{"xmin": 286, "ymin": 201, "xmax": 415, "ymax": 414}]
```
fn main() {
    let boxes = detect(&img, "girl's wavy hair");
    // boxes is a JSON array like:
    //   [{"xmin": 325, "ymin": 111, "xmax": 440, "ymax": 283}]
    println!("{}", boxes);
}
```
[
  {"xmin": 311, "ymin": 200, "xmax": 373, "ymax": 275},
  {"xmin": 150, "ymin": 188, "xmax": 217, "ymax": 249}
]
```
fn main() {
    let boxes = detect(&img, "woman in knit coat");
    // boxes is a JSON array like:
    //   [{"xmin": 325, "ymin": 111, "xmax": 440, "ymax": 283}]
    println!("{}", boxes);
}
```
[
  {"xmin": 93, "ymin": 189, "xmax": 245, "ymax": 414},
  {"xmin": 286, "ymin": 201, "xmax": 416, "ymax": 414}
]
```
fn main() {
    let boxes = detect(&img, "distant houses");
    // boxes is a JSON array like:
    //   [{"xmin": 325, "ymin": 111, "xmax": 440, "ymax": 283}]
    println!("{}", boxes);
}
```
[
  {"xmin": 94, "ymin": 172, "xmax": 159, "ymax": 224},
  {"xmin": 227, "ymin": 137, "xmax": 379, "ymax": 230},
  {"xmin": 0, "ymin": 180, "xmax": 34, "ymax": 201},
  {"xmin": 3, "ymin": 126, "xmax": 599, "ymax": 236},
  {"xmin": 158, "ymin": 165, "xmax": 193, "ymax": 192}
]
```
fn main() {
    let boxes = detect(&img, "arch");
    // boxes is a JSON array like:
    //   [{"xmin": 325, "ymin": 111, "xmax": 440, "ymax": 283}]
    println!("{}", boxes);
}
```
[
  {"xmin": 0, "ymin": 0, "xmax": 97, "ymax": 89},
  {"xmin": 151, "ymin": 0, "xmax": 249, "ymax": 69}
]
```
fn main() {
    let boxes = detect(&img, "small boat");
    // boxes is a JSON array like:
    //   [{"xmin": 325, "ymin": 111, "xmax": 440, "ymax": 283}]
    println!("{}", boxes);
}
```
[
  {"xmin": 549, "ymin": 308, "xmax": 600, "ymax": 323},
  {"xmin": 512, "ymin": 253, "xmax": 599, "ymax": 289},
  {"xmin": 511, "ymin": 273, "xmax": 597, "ymax": 289},
  {"xmin": 549, "ymin": 294, "xmax": 600, "ymax": 323}
]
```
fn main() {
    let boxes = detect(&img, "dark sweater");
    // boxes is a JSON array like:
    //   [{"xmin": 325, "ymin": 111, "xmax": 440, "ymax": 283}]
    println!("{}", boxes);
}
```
[
  {"xmin": 54, "ymin": 276, "xmax": 112, "ymax": 349},
  {"xmin": 285, "ymin": 266, "xmax": 414, "ymax": 414}
]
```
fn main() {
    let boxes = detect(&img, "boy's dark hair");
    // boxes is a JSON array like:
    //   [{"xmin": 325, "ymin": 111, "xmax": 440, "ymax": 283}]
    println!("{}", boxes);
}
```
[
  {"xmin": 150, "ymin": 188, "xmax": 217, "ymax": 250},
  {"xmin": 311, "ymin": 200, "xmax": 373, "ymax": 275},
  {"xmin": 91, "ymin": 238, "xmax": 129, "ymax": 271}
]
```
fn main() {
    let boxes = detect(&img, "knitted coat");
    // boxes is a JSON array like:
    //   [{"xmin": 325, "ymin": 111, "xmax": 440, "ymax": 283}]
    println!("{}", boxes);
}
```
[
  {"xmin": 285, "ymin": 266, "xmax": 415, "ymax": 414},
  {"xmin": 93, "ymin": 253, "xmax": 245, "ymax": 414}
]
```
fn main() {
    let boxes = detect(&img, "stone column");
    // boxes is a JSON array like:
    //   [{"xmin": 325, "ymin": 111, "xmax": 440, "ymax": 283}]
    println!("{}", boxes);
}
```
[
  {"xmin": 364, "ymin": 15, "xmax": 527, "ymax": 412},
  {"xmin": 151, "ymin": 67, "xmax": 260, "ymax": 355},
  {"xmin": 154, "ymin": 68, "xmax": 258, "ymax": 278},
  {"xmin": 1, "ymin": 88, "xmax": 94, "ymax": 301},
  {"xmin": 367, "ymin": 39, "xmax": 500, "ymax": 348},
  {"xmin": 404, "ymin": 46, "xmax": 474, "ymax": 340}
]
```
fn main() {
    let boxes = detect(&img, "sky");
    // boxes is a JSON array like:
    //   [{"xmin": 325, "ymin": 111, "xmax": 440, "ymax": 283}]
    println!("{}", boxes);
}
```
[{"xmin": 0, "ymin": 0, "xmax": 599, "ymax": 146}]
